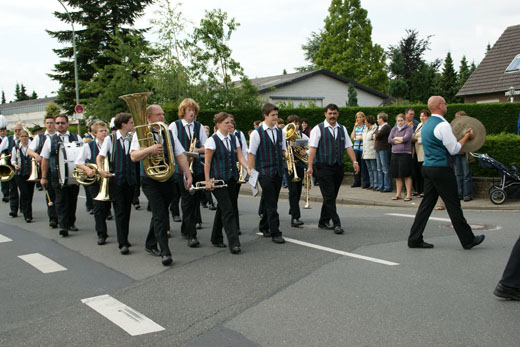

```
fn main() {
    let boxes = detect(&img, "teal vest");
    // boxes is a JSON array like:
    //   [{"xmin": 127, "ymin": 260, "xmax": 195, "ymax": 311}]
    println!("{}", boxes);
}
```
[{"xmin": 422, "ymin": 116, "xmax": 452, "ymax": 167}]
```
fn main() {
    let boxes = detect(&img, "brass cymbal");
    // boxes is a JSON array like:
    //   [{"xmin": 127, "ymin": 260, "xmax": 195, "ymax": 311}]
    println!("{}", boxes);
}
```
[{"xmin": 450, "ymin": 115, "xmax": 486, "ymax": 153}]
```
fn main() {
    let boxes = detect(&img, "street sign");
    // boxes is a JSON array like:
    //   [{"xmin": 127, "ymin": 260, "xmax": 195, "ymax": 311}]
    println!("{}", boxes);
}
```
[{"xmin": 74, "ymin": 104, "xmax": 84, "ymax": 114}]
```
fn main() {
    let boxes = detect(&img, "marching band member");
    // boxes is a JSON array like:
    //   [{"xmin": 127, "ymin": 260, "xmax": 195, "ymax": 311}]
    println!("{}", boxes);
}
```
[
  {"xmin": 28, "ymin": 115, "xmax": 58, "ymax": 227},
  {"xmin": 130, "ymin": 104, "xmax": 192, "ymax": 266},
  {"xmin": 40, "ymin": 114, "xmax": 82, "ymax": 237},
  {"xmin": 248, "ymin": 103, "xmax": 287, "ymax": 244},
  {"xmin": 285, "ymin": 115, "xmax": 309, "ymax": 227},
  {"xmin": 306, "ymin": 104, "xmax": 359, "ymax": 235},
  {"xmin": 82, "ymin": 121, "xmax": 95, "ymax": 214},
  {"xmin": 168, "ymin": 98, "xmax": 207, "ymax": 247},
  {"xmin": 0, "ymin": 115, "xmax": 9, "ymax": 202},
  {"xmin": 1, "ymin": 122, "xmax": 23, "ymax": 217},
  {"xmin": 97, "ymin": 113, "xmax": 136, "ymax": 255},
  {"xmin": 204, "ymin": 112, "xmax": 250, "ymax": 254},
  {"xmin": 230, "ymin": 118, "xmax": 247, "ymax": 233},
  {"xmin": 75, "ymin": 121, "xmax": 111, "ymax": 245},
  {"xmin": 11, "ymin": 129, "xmax": 35, "ymax": 222}
]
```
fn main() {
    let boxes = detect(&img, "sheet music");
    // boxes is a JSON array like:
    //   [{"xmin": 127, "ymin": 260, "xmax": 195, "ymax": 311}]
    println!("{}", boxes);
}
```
[
  {"xmin": 249, "ymin": 169, "xmax": 259, "ymax": 196},
  {"xmin": 294, "ymin": 139, "xmax": 308, "ymax": 146}
]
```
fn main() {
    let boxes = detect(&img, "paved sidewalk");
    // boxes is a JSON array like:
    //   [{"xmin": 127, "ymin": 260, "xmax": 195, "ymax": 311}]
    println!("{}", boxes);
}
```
[{"xmin": 240, "ymin": 179, "xmax": 520, "ymax": 211}]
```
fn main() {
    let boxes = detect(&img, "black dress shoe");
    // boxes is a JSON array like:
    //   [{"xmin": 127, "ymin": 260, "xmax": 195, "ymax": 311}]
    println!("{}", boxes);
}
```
[
  {"xmin": 2, "ymin": 197, "xmax": 9, "ymax": 202},
  {"xmin": 59, "ymin": 229, "xmax": 69, "ymax": 237},
  {"xmin": 208, "ymin": 203, "xmax": 217, "ymax": 211},
  {"xmin": 212, "ymin": 243, "xmax": 227, "ymax": 248},
  {"xmin": 261, "ymin": 230, "xmax": 271, "ymax": 238},
  {"xmin": 97, "ymin": 237, "xmax": 106, "ymax": 245},
  {"xmin": 145, "ymin": 247, "xmax": 161, "ymax": 257},
  {"xmin": 408, "ymin": 241, "xmax": 434, "ymax": 249},
  {"xmin": 463, "ymin": 235, "xmax": 485, "ymax": 250},
  {"xmin": 88, "ymin": 209, "xmax": 94, "ymax": 215},
  {"xmin": 173, "ymin": 215, "xmax": 181, "ymax": 222},
  {"xmin": 351, "ymin": 183, "xmax": 361, "ymax": 188},
  {"xmin": 166, "ymin": 230, "xmax": 172, "ymax": 238},
  {"xmin": 188, "ymin": 237, "xmax": 200, "ymax": 248},
  {"xmin": 196, "ymin": 223, "xmax": 202, "ymax": 229},
  {"xmin": 25, "ymin": 217, "xmax": 33, "ymax": 223},
  {"xmin": 120, "ymin": 246, "xmax": 130, "ymax": 255},
  {"xmin": 238, "ymin": 230, "xmax": 242, "ymax": 235},
  {"xmin": 106, "ymin": 213, "xmax": 113, "ymax": 220},
  {"xmin": 9, "ymin": 211, "xmax": 17, "ymax": 217},
  {"xmin": 333, "ymin": 226, "xmax": 344, "ymax": 234},
  {"xmin": 291, "ymin": 218, "xmax": 304, "ymax": 227},
  {"xmin": 161, "ymin": 255, "xmax": 173, "ymax": 266},
  {"xmin": 230, "ymin": 246, "xmax": 241, "ymax": 254},
  {"xmin": 69, "ymin": 225, "xmax": 79, "ymax": 232},
  {"xmin": 494, "ymin": 283, "xmax": 520, "ymax": 300},
  {"xmin": 49, "ymin": 220, "xmax": 58, "ymax": 228},
  {"xmin": 318, "ymin": 222, "xmax": 334, "ymax": 230},
  {"xmin": 272, "ymin": 235, "xmax": 286, "ymax": 244}
]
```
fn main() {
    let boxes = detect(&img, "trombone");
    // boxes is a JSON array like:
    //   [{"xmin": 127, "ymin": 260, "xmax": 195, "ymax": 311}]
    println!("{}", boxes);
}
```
[{"xmin": 304, "ymin": 173, "xmax": 311, "ymax": 209}]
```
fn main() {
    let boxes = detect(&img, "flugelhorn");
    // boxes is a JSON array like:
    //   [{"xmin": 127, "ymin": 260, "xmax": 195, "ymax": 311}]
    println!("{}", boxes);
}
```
[
  {"xmin": 120, "ymin": 92, "xmax": 175, "ymax": 182},
  {"xmin": 0, "ymin": 154, "xmax": 14, "ymax": 182},
  {"xmin": 189, "ymin": 179, "xmax": 227, "ymax": 193},
  {"xmin": 27, "ymin": 158, "xmax": 40, "ymax": 182},
  {"xmin": 94, "ymin": 156, "xmax": 110, "ymax": 201}
]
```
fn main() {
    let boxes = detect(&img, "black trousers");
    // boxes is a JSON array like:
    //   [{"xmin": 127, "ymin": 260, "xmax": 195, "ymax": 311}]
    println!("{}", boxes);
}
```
[
  {"xmin": 409, "ymin": 166, "xmax": 475, "ymax": 247},
  {"xmin": 8, "ymin": 178, "xmax": 19, "ymax": 214},
  {"xmin": 258, "ymin": 174, "xmax": 282, "ymax": 237},
  {"xmin": 412, "ymin": 155, "xmax": 423, "ymax": 193},
  {"xmin": 169, "ymin": 177, "xmax": 181, "ymax": 217},
  {"xmin": 133, "ymin": 162, "xmax": 141, "ymax": 204},
  {"xmin": 499, "ymin": 236, "xmax": 520, "ymax": 288},
  {"xmin": 15, "ymin": 175, "xmax": 34, "ymax": 219},
  {"xmin": 110, "ymin": 181, "xmax": 134, "ymax": 248},
  {"xmin": 51, "ymin": 176, "xmax": 79, "ymax": 230},
  {"xmin": 316, "ymin": 163, "xmax": 344, "ymax": 226},
  {"xmin": 353, "ymin": 150, "xmax": 369, "ymax": 187},
  {"xmin": 45, "ymin": 183, "xmax": 57, "ymax": 223},
  {"xmin": 178, "ymin": 173, "xmax": 203, "ymax": 238},
  {"xmin": 234, "ymin": 183, "xmax": 242, "ymax": 231},
  {"xmin": 84, "ymin": 185, "xmax": 93, "ymax": 211},
  {"xmin": 86, "ymin": 183, "xmax": 110, "ymax": 238},
  {"xmin": 142, "ymin": 177, "xmax": 173, "ymax": 256},
  {"xmin": 211, "ymin": 178, "xmax": 240, "ymax": 249},
  {"xmin": 1, "ymin": 181, "xmax": 9, "ymax": 199},
  {"xmin": 286, "ymin": 164, "xmax": 304, "ymax": 219}
]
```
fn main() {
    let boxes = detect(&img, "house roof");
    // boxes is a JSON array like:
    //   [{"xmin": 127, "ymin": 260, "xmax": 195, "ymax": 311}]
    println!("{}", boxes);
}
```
[
  {"xmin": 457, "ymin": 25, "xmax": 520, "ymax": 96},
  {"xmin": 0, "ymin": 96, "xmax": 57, "ymax": 114},
  {"xmin": 246, "ymin": 69, "xmax": 388, "ymax": 99}
]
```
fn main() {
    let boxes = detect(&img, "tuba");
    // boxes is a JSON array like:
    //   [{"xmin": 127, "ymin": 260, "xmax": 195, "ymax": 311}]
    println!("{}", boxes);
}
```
[
  {"xmin": 119, "ymin": 92, "xmax": 175, "ymax": 182},
  {"xmin": 0, "ymin": 154, "xmax": 14, "ymax": 182},
  {"xmin": 72, "ymin": 163, "xmax": 100, "ymax": 186}
]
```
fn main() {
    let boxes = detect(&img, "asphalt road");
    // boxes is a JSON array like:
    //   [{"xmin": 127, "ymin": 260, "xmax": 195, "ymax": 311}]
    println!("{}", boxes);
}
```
[{"xmin": 0, "ymin": 188, "xmax": 519, "ymax": 346}]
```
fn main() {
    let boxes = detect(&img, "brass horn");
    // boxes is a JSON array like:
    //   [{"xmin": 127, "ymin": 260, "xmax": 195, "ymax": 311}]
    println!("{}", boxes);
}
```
[
  {"xmin": 73, "ymin": 163, "xmax": 100, "ymax": 186},
  {"xmin": 27, "ymin": 158, "xmax": 40, "ymax": 182},
  {"xmin": 0, "ymin": 154, "xmax": 15, "ymax": 182},
  {"xmin": 94, "ymin": 156, "xmax": 110, "ymax": 201},
  {"xmin": 119, "ymin": 92, "xmax": 175, "ymax": 182}
]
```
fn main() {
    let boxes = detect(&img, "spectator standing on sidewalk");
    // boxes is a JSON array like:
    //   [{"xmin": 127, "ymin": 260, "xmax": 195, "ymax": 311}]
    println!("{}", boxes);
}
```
[
  {"xmin": 452, "ymin": 111, "xmax": 473, "ymax": 202},
  {"xmin": 351, "ymin": 112, "xmax": 369, "ymax": 188},
  {"xmin": 373, "ymin": 113, "xmax": 392, "ymax": 192},
  {"xmin": 362, "ymin": 115, "xmax": 378, "ymax": 190}
]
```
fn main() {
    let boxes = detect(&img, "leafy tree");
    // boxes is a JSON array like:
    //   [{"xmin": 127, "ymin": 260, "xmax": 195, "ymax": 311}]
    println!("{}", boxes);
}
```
[
  {"xmin": 45, "ymin": 102, "xmax": 62, "ymax": 117},
  {"xmin": 440, "ymin": 52, "xmax": 458, "ymax": 103},
  {"xmin": 388, "ymin": 29, "xmax": 432, "ymax": 80},
  {"xmin": 84, "ymin": 31, "xmax": 156, "ymax": 120},
  {"xmin": 47, "ymin": 0, "xmax": 153, "ymax": 114},
  {"xmin": 314, "ymin": 0, "xmax": 387, "ymax": 93},
  {"xmin": 297, "ymin": 30, "xmax": 322, "ymax": 71},
  {"xmin": 347, "ymin": 84, "xmax": 358, "ymax": 106},
  {"xmin": 1, "ymin": 91, "xmax": 5, "ymax": 104}
]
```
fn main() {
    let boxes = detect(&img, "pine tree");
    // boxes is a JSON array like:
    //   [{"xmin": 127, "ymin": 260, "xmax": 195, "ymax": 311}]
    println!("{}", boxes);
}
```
[
  {"xmin": 30, "ymin": 91, "xmax": 38, "ymax": 99},
  {"xmin": 1, "ymin": 91, "xmax": 5, "ymax": 104},
  {"xmin": 314, "ymin": 0, "xmax": 387, "ymax": 92},
  {"xmin": 283, "ymin": 69, "xmax": 287, "ymax": 75},
  {"xmin": 457, "ymin": 56, "xmax": 472, "ymax": 92},
  {"xmin": 20, "ymin": 84, "xmax": 29, "ymax": 101},
  {"xmin": 440, "ymin": 52, "xmax": 458, "ymax": 103},
  {"xmin": 47, "ymin": 0, "xmax": 153, "ymax": 113},
  {"xmin": 347, "ymin": 84, "xmax": 358, "ymax": 106},
  {"xmin": 14, "ymin": 83, "xmax": 20, "ymax": 101}
]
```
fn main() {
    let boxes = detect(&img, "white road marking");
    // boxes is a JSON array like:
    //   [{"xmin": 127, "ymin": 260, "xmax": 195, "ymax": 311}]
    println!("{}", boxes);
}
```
[
  {"xmin": 386, "ymin": 213, "xmax": 451, "ymax": 222},
  {"xmin": 0, "ymin": 234, "xmax": 13, "ymax": 243},
  {"xmin": 18, "ymin": 253, "xmax": 67, "ymax": 273},
  {"xmin": 256, "ymin": 233, "xmax": 399, "ymax": 266},
  {"xmin": 81, "ymin": 294, "xmax": 165, "ymax": 336}
]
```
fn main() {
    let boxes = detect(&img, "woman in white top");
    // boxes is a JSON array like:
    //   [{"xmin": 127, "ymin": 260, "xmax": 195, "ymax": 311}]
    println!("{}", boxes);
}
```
[
  {"xmin": 362, "ymin": 115, "xmax": 378, "ymax": 190},
  {"xmin": 11, "ymin": 129, "xmax": 34, "ymax": 222}
]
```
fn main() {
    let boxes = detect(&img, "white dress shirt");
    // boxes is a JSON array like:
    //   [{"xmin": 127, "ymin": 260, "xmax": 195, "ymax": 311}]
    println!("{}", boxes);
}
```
[
  {"xmin": 10, "ymin": 143, "xmax": 30, "ymax": 166},
  {"xmin": 75, "ymin": 139, "xmax": 103, "ymax": 165},
  {"xmin": 430, "ymin": 114, "xmax": 461, "ymax": 155},
  {"xmin": 308, "ymin": 120, "xmax": 353, "ymax": 149},
  {"xmin": 29, "ymin": 130, "xmax": 55, "ymax": 151},
  {"xmin": 204, "ymin": 130, "xmax": 241, "ymax": 151},
  {"xmin": 0, "ymin": 135, "xmax": 18, "ymax": 153},
  {"xmin": 248, "ymin": 123, "xmax": 287, "ymax": 155},
  {"xmin": 168, "ymin": 119, "xmax": 208, "ymax": 148}
]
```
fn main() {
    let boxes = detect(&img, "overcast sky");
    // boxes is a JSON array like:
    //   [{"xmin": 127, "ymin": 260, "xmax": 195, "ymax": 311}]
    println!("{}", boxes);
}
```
[{"xmin": 1, "ymin": 0, "xmax": 519, "ymax": 102}]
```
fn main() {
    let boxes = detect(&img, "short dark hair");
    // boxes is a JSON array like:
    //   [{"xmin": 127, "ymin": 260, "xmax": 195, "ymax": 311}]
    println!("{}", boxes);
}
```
[
  {"xmin": 213, "ymin": 112, "xmax": 232, "ymax": 125},
  {"xmin": 405, "ymin": 107, "xmax": 414, "ymax": 114},
  {"xmin": 419, "ymin": 109, "xmax": 431, "ymax": 117},
  {"xmin": 324, "ymin": 104, "xmax": 339, "ymax": 112},
  {"xmin": 262, "ymin": 103, "xmax": 278, "ymax": 116},
  {"xmin": 253, "ymin": 120, "xmax": 262, "ymax": 126},
  {"xmin": 114, "ymin": 113, "xmax": 132, "ymax": 130},
  {"xmin": 44, "ymin": 115, "xmax": 55, "ymax": 122},
  {"xmin": 301, "ymin": 118, "xmax": 309, "ymax": 124},
  {"xmin": 287, "ymin": 114, "xmax": 300, "ymax": 124},
  {"xmin": 366, "ymin": 115, "xmax": 375, "ymax": 125},
  {"xmin": 56, "ymin": 114, "xmax": 69, "ymax": 123}
]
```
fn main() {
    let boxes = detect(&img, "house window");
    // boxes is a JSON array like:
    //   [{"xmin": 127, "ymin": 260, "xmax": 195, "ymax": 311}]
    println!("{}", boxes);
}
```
[{"xmin": 505, "ymin": 54, "xmax": 520, "ymax": 73}]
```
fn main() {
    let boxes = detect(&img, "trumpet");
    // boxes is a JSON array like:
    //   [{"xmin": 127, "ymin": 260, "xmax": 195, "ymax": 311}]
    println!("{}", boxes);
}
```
[
  {"xmin": 0, "ymin": 154, "xmax": 14, "ymax": 182},
  {"xmin": 188, "ymin": 179, "xmax": 227, "ymax": 193},
  {"xmin": 237, "ymin": 163, "xmax": 247, "ymax": 184},
  {"xmin": 188, "ymin": 137, "xmax": 197, "ymax": 173},
  {"xmin": 73, "ymin": 163, "xmax": 100, "ymax": 186},
  {"xmin": 304, "ymin": 173, "xmax": 311, "ymax": 209}
]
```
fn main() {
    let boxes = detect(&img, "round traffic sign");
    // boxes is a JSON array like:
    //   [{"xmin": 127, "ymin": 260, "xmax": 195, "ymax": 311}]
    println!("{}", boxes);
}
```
[{"xmin": 74, "ymin": 104, "xmax": 84, "ymax": 113}]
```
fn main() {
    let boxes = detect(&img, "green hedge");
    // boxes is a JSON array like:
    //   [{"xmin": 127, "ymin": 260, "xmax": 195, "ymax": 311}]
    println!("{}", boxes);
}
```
[
  {"xmin": 163, "ymin": 102, "xmax": 520, "ymax": 136},
  {"xmin": 471, "ymin": 133, "xmax": 520, "ymax": 177}
]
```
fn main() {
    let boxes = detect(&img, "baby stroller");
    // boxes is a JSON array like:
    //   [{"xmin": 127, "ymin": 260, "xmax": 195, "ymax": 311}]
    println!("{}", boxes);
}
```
[{"xmin": 470, "ymin": 152, "xmax": 520, "ymax": 204}]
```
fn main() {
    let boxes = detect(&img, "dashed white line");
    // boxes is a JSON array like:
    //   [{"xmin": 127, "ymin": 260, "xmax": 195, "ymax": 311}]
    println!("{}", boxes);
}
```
[
  {"xmin": 81, "ymin": 294, "xmax": 165, "ymax": 336},
  {"xmin": 256, "ymin": 233, "xmax": 399, "ymax": 266},
  {"xmin": 18, "ymin": 253, "xmax": 67, "ymax": 273},
  {"xmin": 0, "ymin": 234, "xmax": 13, "ymax": 243},
  {"xmin": 385, "ymin": 213, "xmax": 451, "ymax": 222}
]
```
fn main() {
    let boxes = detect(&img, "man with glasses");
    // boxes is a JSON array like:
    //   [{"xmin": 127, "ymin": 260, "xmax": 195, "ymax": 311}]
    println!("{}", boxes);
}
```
[
  {"xmin": 0, "ymin": 122, "xmax": 24, "ymax": 216},
  {"xmin": 40, "ymin": 114, "xmax": 82, "ymax": 237},
  {"xmin": 28, "ymin": 115, "xmax": 58, "ymax": 228}
]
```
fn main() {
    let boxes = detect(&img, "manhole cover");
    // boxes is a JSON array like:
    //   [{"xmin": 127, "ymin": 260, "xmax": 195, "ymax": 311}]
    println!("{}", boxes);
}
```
[{"xmin": 441, "ymin": 224, "xmax": 502, "ymax": 231}]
